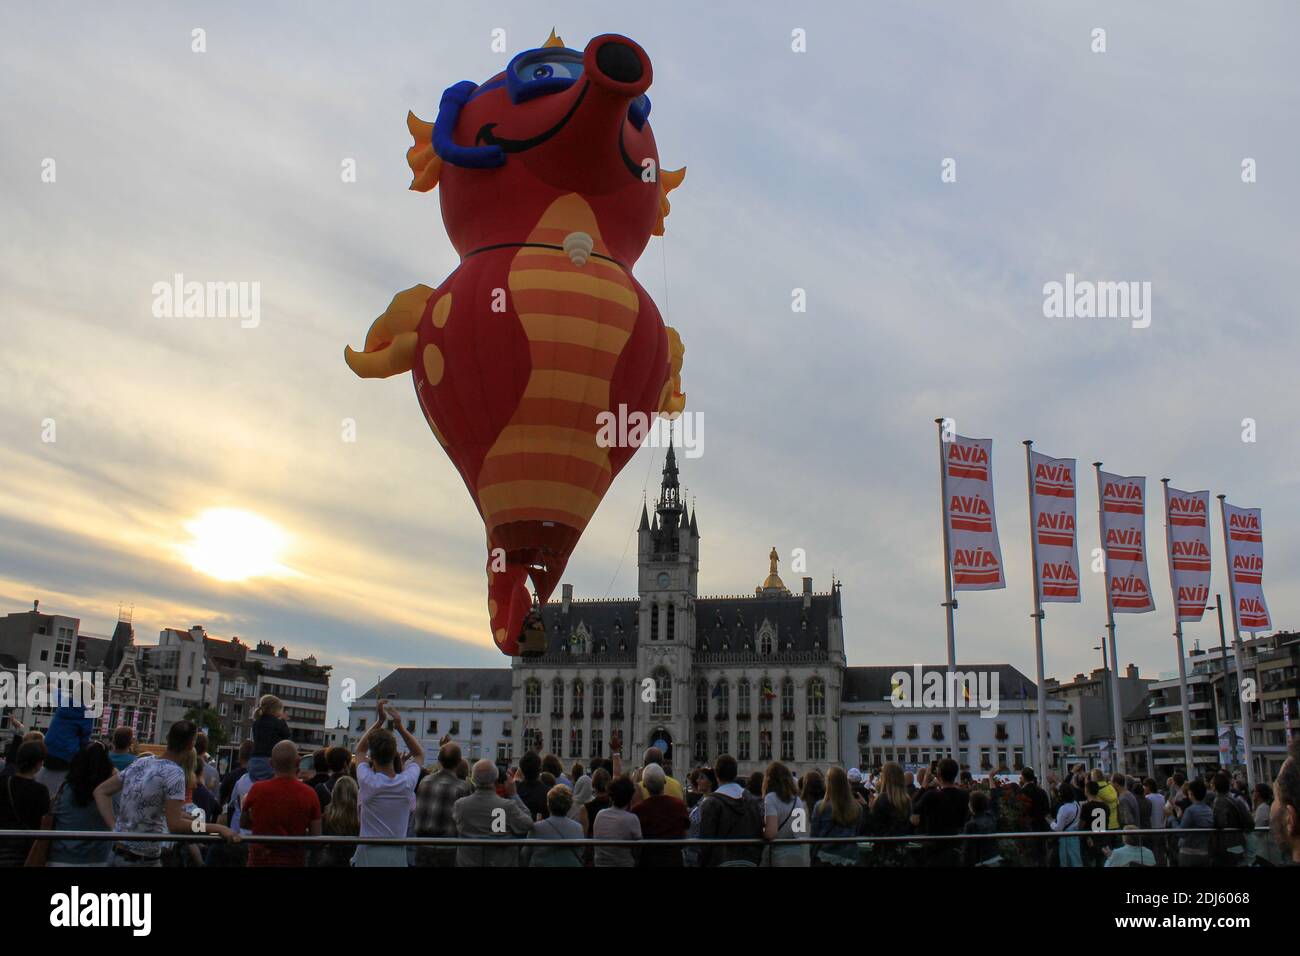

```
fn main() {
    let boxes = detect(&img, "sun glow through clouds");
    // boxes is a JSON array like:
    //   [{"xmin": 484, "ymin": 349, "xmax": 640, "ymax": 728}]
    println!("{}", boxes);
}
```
[{"xmin": 182, "ymin": 508, "xmax": 288, "ymax": 582}]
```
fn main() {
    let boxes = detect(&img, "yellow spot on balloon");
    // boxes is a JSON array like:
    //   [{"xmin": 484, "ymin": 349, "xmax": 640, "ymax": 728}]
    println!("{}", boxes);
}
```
[
  {"xmin": 422, "ymin": 344, "xmax": 444, "ymax": 385},
  {"xmin": 495, "ymin": 628, "xmax": 507, "ymax": 644},
  {"xmin": 431, "ymin": 294, "xmax": 452, "ymax": 328},
  {"xmin": 489, "ymin": 599, "xmax": 499, "ymax": 617}
]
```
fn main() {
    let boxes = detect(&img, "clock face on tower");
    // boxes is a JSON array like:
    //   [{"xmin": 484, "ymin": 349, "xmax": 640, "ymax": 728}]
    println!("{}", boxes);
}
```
[{"xmin": 657, "ymin": 572, "xmax": 670, "ymax": 588}]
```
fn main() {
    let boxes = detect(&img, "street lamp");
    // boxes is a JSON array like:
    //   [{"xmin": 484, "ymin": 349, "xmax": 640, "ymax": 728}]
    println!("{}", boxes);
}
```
[
  {"xmin": 1209, "ymin": 595, "xmax": 1239, "ymax": 769},
  {"xmin": 1094, "ymin": 637, "xmax": 1114, "ymax": 772}
]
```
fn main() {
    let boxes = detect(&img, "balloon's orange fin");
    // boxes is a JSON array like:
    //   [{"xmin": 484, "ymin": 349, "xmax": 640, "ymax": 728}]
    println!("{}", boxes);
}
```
[
  {"xmin": 407, "ymin": 111, "xmax": 442, "ymax": 192},
  {"xmin": 344, "ymin": 285, "xmax": 436, "ymax": 379},
  {"xmin": 653, "ymin": 166, "xmax": 685, "ymax": 236}
]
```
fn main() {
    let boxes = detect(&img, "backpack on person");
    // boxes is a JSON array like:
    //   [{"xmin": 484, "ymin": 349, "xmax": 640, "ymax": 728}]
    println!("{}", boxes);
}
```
[{"xmin": 1212, "ymin": 791, "xmax": 1252, "ymax": 862}]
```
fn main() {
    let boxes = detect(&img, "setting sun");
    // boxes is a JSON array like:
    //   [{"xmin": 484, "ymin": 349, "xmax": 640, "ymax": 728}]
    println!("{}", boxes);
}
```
[{"xmin": 182, "ymin": 508, "xmax": 288, "ymax": 582}]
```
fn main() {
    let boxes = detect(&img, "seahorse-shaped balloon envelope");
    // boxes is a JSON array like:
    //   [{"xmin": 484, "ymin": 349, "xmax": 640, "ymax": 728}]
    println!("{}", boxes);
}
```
[{"xmin": 345, "ymin": 30, "xmax": 685, "ymax": 656}]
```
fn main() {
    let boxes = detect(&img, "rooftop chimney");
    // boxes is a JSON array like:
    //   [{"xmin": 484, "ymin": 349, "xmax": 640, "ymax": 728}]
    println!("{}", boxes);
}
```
[
  {"xmin": 802, "ymin": 577, "xmax": 812, "ymax": 609},
  {"xmin": 562, "ymin": 583, "xmax": 573, "ymax": 614}
]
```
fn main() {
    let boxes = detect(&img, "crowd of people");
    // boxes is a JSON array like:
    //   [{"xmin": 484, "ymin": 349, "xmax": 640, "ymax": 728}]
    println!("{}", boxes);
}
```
[{"xmin": 2, "ymin": 697, "xmax": 1299, "ymax": 868}]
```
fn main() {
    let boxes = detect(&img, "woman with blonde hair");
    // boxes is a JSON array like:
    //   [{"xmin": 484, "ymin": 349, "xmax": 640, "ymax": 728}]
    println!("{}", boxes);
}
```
[
  {"xmin": 762, "ymin": 761, "xmax": 809, "ymax": 867},
  {"xmin": 318, "ymin": 775, "xmax": 359, "ymax": 866},
  {"xmin": 811, "ymin": 766, "xmax": 865, "ymax": 866},
  {"xmin": 249, "ymin": 694, "xmax": 291, "ymax": 783}
]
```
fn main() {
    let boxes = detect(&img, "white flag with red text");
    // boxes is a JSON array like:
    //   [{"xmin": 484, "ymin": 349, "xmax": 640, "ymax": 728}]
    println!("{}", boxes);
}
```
[
  {"xmin": 1029, "ymin": 451, "xmax": 1080, "ymax": 602},
  {"xmin": 943, "ymin": 435, "xmax": 1005, "ymax": 590},
  {"xmin": 1164, "ymin": 487, "xmax": 1211, "ymax": 622},
  {"xmin": 1098, "ymin": 471, "xmax": 1155, "ymax": 613},
  {"xmin": 1222, "ymin": 502, "xmax": 1272, "ymax": 631}
]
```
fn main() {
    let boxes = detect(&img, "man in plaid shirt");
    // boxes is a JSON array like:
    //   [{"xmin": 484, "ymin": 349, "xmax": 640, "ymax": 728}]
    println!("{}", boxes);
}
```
[{"xmin": 414, "ymin": 740, "xmax": 473, "ymax": 866}]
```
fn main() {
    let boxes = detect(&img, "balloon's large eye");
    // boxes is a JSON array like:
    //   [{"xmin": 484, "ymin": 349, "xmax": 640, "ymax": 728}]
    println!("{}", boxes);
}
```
[
  {"xmin": 514, "ymin": 56, "xmax": 583, "ymax": 83},
  {"xmin": 507, "ymin": 49, "xmax": 584, "ymax": 102}
]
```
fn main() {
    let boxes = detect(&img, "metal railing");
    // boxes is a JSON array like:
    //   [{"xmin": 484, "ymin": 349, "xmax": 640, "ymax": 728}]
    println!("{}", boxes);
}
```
[{"xmin": 0, "ymin": 824, "xmax": 1266, "ymax": 847}]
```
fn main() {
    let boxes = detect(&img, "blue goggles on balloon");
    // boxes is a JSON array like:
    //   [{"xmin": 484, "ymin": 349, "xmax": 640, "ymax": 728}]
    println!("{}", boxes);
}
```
[
  {"xmin": 497, "ymin": 47, "xmax": 650, "ymax": 128},
  {"xmin": 435, "ymin": 48, "xmax": 650, "ymax": 170}
]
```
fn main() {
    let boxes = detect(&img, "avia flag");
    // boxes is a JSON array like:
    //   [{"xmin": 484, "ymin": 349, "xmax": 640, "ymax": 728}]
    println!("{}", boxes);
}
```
[
  {"xmin": 943, "ymin": 435, "xmax": 1006, "ymax": 590},
  {"xmin": 1097, "ymin": 470, "xmax": 1155, "ymax": 613},
  {"xmin": 1221, "ymin": 501, "xmax": 1272, "ymax": 631},
  {"xmin": 1029, "ymin": 450, "xmax": 1080, "ymax": 602},
  {"xmin": 1164, "ymin": 486, "xmax": 1211, "ymax": 622}
]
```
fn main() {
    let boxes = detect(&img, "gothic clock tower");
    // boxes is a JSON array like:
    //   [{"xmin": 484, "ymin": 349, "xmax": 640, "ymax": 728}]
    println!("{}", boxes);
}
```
[{"xmin": 633, "ymin": 440, "xmax": 699, "ymax": 773}]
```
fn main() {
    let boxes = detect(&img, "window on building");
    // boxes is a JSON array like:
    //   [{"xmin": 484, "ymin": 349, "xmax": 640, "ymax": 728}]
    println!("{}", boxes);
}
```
[
  {"xmin": 551, "ymin": 678, "xmax": 564, "ymax": 715},
  {"xmin": 591, "ymin": 729, "xmax": 603, "ymax": 758},
  {"xmin": 695, "ymin": 730, "xmax": 707, "ymax": 762},
  {"xmin": 715, "ymin": 681, "xmax": 729, "ymax": 717},
  {"xmin": 781, "ymin": 729, "xmax": 795, "ymax": 761},
  {"xmin": 551, "ymin": 727, "xmax": 563, "ymax": 755},
  {"xmin": 357, "ymin": 718, "xmax": 367, "ymax": 731},
  {"xmin": 571, "ymin": 728, "xmax": 582, "ymax": 759},
  {"xmin": 427, "ymin": 720, "xmax": 437, "ymax": 734},
  {"xmin": 806, "ymin": 728, "xmax": 826, "ymax": 761},
  {"xmin": 652, "ymin": 668, "xmax": 671, "ymax": 717},
  {"xmin": 759, "ymin": 730, "xmax": 773, "ymax": 761},
  {"xmin": 716, "ymin": 730, "xmax": 729, "ymax": 756},
  {"xmin": 450, "ymin": 720, "xmax": 460, "ymax": 735},
  {"xmin": 781, "ymin": 678, "xmax": 795, "ymax": 716},
  {"xmin": 407, "ymin": 720, "xmax": 415, "ymax": 732},
  {"xmin": 761, "ymin": 631, "xmax": 773, "ymax": 655},
  {"xmin": 611, "ymin": 679, "xmax": 624, "ymax": 716},
  {"xmin": 695, "ymin": 680, "xmax": 708, "ymax": 716},
  {"xmin": 591, "ymin": 679, "xmax": 604, "ymax": 716},
  {"xmin": 737, "ymin": 679, "xmax": 751, "ymax": 716},
  {"xmin": 666, "ymin": 603, "xmax": 675, "ymax": 640},
  {"xmin": 572, "ymin": 679, "xmax": 584, "ymax": 716},
  {"xmin": 737, "ymin": 730, "xmax": 750, "ymax": 761},
  {"xmin": 651, "ymin": 604, "xmax": 659, "ymax": 640},
  {"xmin": 759, "ymin": 683, "xmax": 773, "ymax": 717},
  {"xmin": 53, "ymin": 634, "xmax": 72, "ymax": 669},
  {"xmin": 497, "ymin": 742, "xmax": 509, "ymax": 762},
  {"xmin": 807, "ymin": 678, "xmax": 825, "ymax": 716},
  {"xmin": 472, "ymin": 721, "xmax": 482, "ymax": 736},
  {"xmin": 525, "ymin": 680, "xmax": 541, "ymax": 715}
]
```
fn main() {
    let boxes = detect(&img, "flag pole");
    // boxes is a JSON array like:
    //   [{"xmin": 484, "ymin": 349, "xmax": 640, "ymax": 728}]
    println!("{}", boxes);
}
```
[
  {"xmin": 937, "ymin": 418, "xmax": 960, "ymax": 762},
  {"xmin": 1161, "ymin": 478, "xmax": 1196, "ymax": 776},
  {"xmin": 1217, "ymin": 494, "xmax": 1257, "ymax": 790},
  {"xmin": 1094, "ymin": 462, "xmax": 1126, "ymax": 776},
  {"xmin": 1023, "ymin": 440, "xmax": 1051, "ymax": 782}
]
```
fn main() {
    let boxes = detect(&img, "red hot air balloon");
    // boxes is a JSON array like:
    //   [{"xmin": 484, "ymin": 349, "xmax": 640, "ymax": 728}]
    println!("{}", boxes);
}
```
[{"xmin": 345, "ymin": 30, "xmax": 686, "ymax": 656}]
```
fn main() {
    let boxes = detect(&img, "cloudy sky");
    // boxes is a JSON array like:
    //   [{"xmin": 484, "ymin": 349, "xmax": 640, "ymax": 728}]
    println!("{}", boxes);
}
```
[{"xmin": 3, "ymin": 1, "xmax": 1297, "ymax": 727}]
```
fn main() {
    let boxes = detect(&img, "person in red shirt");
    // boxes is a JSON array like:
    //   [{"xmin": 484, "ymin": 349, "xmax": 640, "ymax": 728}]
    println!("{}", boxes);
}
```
[
  {"xmin": 631, "ymin": 764, "xmax": 689, "ymax": 867},
  {"xmin": 241, "ymin": 740, "xmax": 321, "ymax": 866}
]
